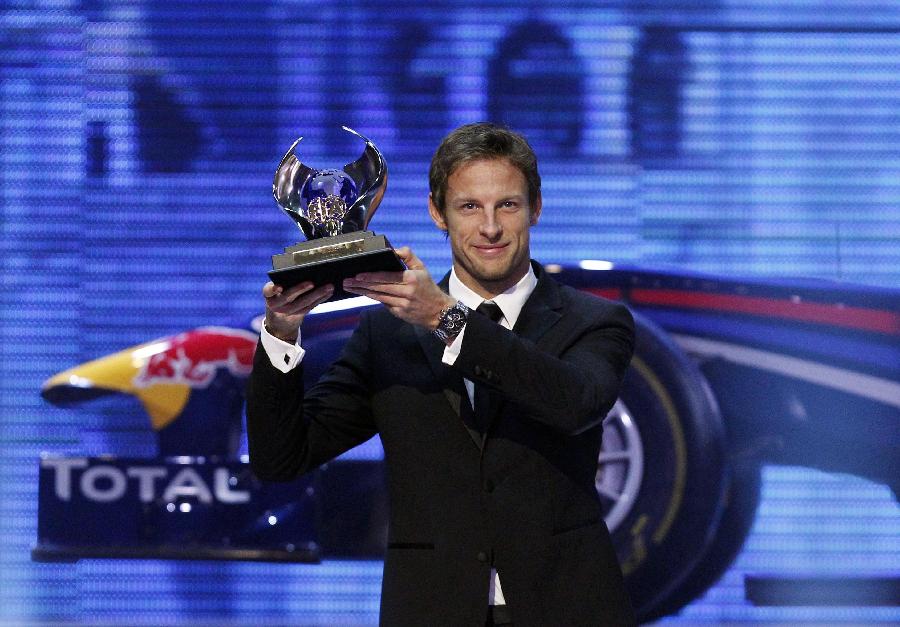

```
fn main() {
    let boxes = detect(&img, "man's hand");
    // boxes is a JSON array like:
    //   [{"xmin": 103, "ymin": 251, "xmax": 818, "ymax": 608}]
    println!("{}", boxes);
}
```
[
  {"xmin": 343, "ymin": 247, "xmax": 455, "ymax": 330},
  {"xmin": 263, "ymin": 281, "xmax": 334, "ymax": 343}
]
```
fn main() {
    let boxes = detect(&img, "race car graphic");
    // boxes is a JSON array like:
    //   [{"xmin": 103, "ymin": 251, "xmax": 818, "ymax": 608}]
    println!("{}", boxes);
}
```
[{"xmin": 37, "ymin": 264, "xmax": 900, "ymax": 622}]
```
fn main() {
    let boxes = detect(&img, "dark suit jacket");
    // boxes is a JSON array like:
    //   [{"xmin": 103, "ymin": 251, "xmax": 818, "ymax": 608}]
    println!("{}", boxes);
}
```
[{"xmin": 247, "ymin": 262, "xmax": 637, "ymax": 626}]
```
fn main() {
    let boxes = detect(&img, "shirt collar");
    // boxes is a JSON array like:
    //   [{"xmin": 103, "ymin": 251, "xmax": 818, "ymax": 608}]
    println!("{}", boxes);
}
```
[{"xmin": 448, "ymin": 263, "xmax": 538, "ymax": 330}]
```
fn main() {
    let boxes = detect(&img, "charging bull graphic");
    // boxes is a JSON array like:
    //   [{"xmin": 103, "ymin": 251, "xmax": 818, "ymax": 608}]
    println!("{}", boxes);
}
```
[
  {"xmin": 133, "ymin": 328, "xmax": 256, "ymax": 388},
  {"xmin": 44, "ymin": 327, "xmax": 257, "ymax": 439}
]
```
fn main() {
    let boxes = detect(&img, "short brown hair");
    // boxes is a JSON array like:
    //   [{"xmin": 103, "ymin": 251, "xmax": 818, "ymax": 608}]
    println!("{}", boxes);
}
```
[{"xmin": 429, "ymin": 123, "xmax": 541, "ymax": 214}]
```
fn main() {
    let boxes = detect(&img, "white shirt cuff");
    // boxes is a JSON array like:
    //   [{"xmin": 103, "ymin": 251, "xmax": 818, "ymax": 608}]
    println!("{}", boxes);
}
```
[
  {"xmin": 440, "ymin": 325, "xmax": 465, "ymax": 366},
  {"xmin": 260, "ymin": 323, "xmax": 305, "ymax": 373}
]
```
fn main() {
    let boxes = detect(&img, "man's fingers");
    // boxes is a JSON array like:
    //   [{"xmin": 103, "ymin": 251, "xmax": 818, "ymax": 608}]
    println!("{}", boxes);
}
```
[
  {"xmin": 281, "ymin": 281, "xmax": 316, "ymax": 303},
  {"xmin": 272, "ymin": 284, "xmax": 333, "ymax": 314},
  {"xmin": 297, "ymin": 284, "xmax": 334, "ymax": 311},
  {"xmin": 351, "ymin": 271, "xmax": 405, "ymax": 284},
  {"xmin": 344, "ymin": 277, "xmax": 412, "ymax": 299},
  {"xmin": 307, "ymin": 286, "xmax": 335, "ymax": 309},
  {"xmin": 262, "ymin": 281, "xmax": 281, "ymax": 299},
  {"xmin": 343, "ymin": 285, "xmax": 407, "ymax": 309},
  {"xmin": 395, "ymin": 246, "xmax": 424, "ymax": 270},
  {"xmin": 265, "ymin": 281, "xmax": 314, "ymax": 307},
  {"xmin": 348, "ymin": 268, "xmax": 422, "ymax": 289}
]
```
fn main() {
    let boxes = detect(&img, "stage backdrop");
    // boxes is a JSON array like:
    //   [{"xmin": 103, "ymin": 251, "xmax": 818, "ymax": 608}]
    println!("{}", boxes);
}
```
[{"xmin": 1, "ymin": 0, "xmax": 898, "ymax": 624}]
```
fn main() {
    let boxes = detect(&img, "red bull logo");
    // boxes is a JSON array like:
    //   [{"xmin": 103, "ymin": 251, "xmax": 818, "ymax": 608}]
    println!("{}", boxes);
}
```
[{"xmin": 133, "ymin": 327, "xmax": 257, "ymax": 388}]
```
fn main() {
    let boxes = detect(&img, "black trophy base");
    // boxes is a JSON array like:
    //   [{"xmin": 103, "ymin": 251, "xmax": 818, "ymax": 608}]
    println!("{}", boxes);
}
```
[{"xmin": 269, "ymin": 231, "xmax": 405, "ymax": 301}]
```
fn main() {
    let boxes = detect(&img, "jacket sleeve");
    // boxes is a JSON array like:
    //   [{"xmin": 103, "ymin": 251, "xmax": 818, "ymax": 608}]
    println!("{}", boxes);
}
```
[
  {"xmin": 453, "ymin": 299, "xmax": 635, "ymax": 435},
  {"xmin": 245, "ymin": 311, "xmax": 379, "ymax": 481}
]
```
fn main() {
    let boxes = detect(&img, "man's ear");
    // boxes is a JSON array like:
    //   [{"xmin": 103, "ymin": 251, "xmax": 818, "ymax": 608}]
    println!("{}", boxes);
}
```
[
  {"xmin": 529, "ymin": 192, "xmax": 543, "ymax": 226},
  {"xmin": 428, "ymin": 194, "xmax": 448, "ymax": 231}
]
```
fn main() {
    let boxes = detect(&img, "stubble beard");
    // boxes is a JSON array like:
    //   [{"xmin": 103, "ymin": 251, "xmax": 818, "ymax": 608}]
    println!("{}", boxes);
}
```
[{"xmin": 456, "ymin": 246, "xmax": 530, "ymax": 295}]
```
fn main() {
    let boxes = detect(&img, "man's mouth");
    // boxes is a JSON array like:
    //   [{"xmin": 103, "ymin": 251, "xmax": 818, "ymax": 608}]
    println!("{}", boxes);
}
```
[{"xmin": 473, "ymin": 243, "xmax": 509, "ymax": 258}]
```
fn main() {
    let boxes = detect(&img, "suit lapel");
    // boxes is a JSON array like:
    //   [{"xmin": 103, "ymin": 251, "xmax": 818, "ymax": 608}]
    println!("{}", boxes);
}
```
[
  {"xmin": 512, "ymin": 262, "xmax": 565, "ymax": 343},
  {"xmin": 483, "ymin": 263, "xmax": 565, "ymax": 437},
  {"xmin": 415, "ymin": 264, "xmax": 566, "ymax": 448}
]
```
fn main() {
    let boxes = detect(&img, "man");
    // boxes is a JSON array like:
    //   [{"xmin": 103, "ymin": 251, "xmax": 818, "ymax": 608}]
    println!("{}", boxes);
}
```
[{"xmin": 247, "ymin": 123, "xmax": 636, "ymax": 626}]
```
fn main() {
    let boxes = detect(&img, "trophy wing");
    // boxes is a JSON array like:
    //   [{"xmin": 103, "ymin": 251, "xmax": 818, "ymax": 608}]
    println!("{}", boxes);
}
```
[
  {"xmin": 272, "ymin": 136, "xmax": 316, "ymax": 239},
  {"xmin": 341, "ymin": 126, "xmax": 388, "ymax": 231}
]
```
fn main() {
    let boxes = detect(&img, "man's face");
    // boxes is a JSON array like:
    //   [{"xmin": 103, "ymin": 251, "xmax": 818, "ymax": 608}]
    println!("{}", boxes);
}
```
[{"xmin": 429, "ymin": 158, "xmax": 541, "ymax": 298}]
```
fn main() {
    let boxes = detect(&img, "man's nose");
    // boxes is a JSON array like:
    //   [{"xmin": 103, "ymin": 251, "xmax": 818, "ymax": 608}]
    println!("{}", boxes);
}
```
[{"xmin": 479, "ymin": 209, "xmax": 501, "ymax": 239}]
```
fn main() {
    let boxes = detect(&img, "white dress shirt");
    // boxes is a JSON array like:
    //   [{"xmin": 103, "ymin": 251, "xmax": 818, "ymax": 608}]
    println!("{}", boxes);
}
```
[
  {"xmin": 260, "ymin": 320, "xmax": 305, "ymax": 374},
  {"xmin": 259, "ymin": 264, "xmax": 539, "ymax": 607}
]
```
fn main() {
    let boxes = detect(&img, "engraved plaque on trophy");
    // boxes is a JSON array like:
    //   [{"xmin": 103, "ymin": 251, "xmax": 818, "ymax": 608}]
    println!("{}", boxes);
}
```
[{"xmin": 269, "ymin": 126, "xmax": 405, "ymax": 301}]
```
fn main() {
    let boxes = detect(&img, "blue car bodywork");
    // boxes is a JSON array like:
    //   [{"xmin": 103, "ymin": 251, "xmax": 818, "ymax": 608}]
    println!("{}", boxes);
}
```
[{"xmin": 37, "ymin": 264, "xmax": 900, "ymax": 620}]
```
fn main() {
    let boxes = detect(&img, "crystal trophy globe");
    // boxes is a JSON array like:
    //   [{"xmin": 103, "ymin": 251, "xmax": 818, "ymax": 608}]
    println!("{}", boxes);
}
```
[{"xmin": 269, "ymin": 127, "xmax": 404, "ymax": 301}]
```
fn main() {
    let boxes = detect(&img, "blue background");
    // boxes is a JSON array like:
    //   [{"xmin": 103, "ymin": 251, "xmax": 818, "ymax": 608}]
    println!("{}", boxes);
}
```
[{"xmin": 1, "ymin": 0, "xmax": 898, "ymax": 623}]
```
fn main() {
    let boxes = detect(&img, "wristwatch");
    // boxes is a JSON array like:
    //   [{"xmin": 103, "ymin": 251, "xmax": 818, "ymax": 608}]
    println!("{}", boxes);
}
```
[{"xmin": 433, "ymin": 300, "xmax": 470, "ymax": 344}]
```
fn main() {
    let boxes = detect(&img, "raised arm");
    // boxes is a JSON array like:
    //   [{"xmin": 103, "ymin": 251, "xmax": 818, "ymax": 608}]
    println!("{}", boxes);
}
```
[{"xmin": 245, "ymin": 280, "xmax": 378, "ymax": 481}]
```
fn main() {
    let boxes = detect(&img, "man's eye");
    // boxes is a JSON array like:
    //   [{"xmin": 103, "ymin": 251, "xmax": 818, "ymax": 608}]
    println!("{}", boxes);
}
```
[
  {"xmin": 460, "ymin": 203, "xmax": 477, "ymax": 212},
  {"xmin": 501, "ymin": 201, "xmax": 519, "ymax": 210}
]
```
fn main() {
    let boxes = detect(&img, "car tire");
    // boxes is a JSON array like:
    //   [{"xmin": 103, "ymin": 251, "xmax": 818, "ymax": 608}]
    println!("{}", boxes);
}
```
[
  {"xmin": 646, "ymin": 461, "xmax": 762, "ymax": 619},
  {"xmin": 597, "ymin": 312, "xmax": 729, "ymax": 622}
]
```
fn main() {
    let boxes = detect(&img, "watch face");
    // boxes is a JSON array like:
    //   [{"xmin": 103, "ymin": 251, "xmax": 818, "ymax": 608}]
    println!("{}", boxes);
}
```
[
  {"xmin": 446, "ymin": 309, "xmax": 465, "ymax": 329},
  {"xmin": 435, "ymin": 302, "xmax": 469, "ymax": 342}
]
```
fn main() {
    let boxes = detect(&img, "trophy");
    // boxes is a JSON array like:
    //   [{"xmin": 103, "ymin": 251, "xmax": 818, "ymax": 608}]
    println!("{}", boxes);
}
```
[{"xmin": 269, "ymin": 126, "xmax": 405, "ymax": 301}]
